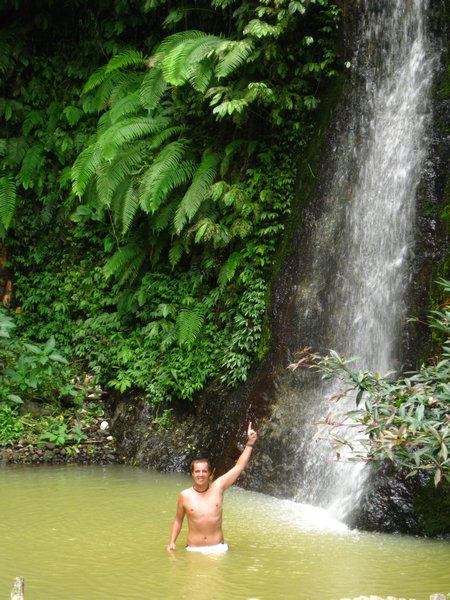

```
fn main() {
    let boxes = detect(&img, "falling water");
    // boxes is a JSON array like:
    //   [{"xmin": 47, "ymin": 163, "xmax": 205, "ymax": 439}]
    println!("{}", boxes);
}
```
[{"xmin": 283, "ymin": 0, "xmax": 438, "ymax": 519}]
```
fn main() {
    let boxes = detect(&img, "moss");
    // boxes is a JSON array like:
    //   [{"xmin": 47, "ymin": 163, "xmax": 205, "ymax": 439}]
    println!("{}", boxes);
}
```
[{"xmin": 414, "ymin": 479, "xmax": 450, "ymax": 536}]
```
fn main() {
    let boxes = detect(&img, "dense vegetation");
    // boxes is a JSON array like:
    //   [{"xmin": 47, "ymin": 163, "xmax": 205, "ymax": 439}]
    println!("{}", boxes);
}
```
[{"xmin": 0, "ymin": 0, "xmax": 342, "ymax": 441}]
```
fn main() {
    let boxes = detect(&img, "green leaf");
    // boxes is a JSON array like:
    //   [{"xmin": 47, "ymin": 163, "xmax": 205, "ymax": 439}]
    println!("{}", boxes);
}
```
[
  {"xmin": 174, "ymin": 151, "xmax": 221, "ymax": 233},
  {"xmin": 0, "ymin": 175, "xmax": 17, "ymax": 231}
]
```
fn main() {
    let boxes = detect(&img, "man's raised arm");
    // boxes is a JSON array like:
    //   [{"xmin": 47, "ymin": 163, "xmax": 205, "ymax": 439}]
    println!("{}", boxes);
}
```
[{"xmin": 215, "ymin": 421, "xmax": 257, "ymax": 490}]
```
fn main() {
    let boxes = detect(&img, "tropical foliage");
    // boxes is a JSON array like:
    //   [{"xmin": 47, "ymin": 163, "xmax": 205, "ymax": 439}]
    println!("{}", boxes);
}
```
[
  {"xmin": 0, "ymin": 0, "xmax": 341, "ymax": 415},
  {"xmin": 288, "ymin": 279, "xmax": 450, "ymax": 486}
]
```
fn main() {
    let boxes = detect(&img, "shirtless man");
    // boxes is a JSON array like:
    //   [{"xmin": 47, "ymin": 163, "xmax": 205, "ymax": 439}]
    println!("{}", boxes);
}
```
[{"xmin": 167, "ymin": 422, "xmax": 257, "ymax": 554}]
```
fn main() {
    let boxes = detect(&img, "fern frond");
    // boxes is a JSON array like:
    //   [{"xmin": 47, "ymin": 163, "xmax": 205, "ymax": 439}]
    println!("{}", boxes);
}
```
[
  {"xmin": 139, "ymin": 67, "xmax": 168, "ymax": 111},
  {"xmin": 176, "ymin": 305, "xmax": 205, "ymax": 347},
  {"xmin": 168, "ymin": 238, "xmax": 184, "ymax": 267},
  {"xmin": 98, "ymin": 115, "xmax": 169, "ymax": 161},
  {"xmin": 109, "ymin": 92, "xmax": 142, "ymax": 124},
  {"xmin": 6, "ymin": 137, "xmax": 28, "ymax": 165},
  {"xmin": 215, "ymin": 39, "xmax": 255, "ymax": 79},
  {"xmin": 152, "ymin": 198, "xmax": 178, "ymax": 232},
  {"xmin": 19, "ymin": 144, "xmax": 44, "ymax": 189},
  {"xmin": 0, "ymin": 175, "xmax": 17, "ymax": 231},
  {"xmin": 162, "ymin": 35, "xmax": 222, "ymax": 87},
  {"xmin": 106, "ymin": 49, "xmax": 145, "ymax": 74},
  {"xmin": 22, "ymin": 110, "xmax": 45, "ymax": 135},
  {"xmin": 0, "ymin": 139, "xmax": 7, "ymax": 156},
  {"xmin": 103, "ymin": 242, "xmax": 146, "ymax": 285},
  {"xmin": 72, "ymin": 143, "xmax": 103, "ymax": 197},
  {"xmin": 218, "ymin": 251, "xmax": 242, "ymax": 287},
  {"xmin": 148, "ymin": 125, "xmax": 187, "ymax": 150},
  {"xmin": 174, "ymin": 151, "xmax": 221, "ymax": 233},
  {"xmin": 95, "ymin": 142, "xmax": 148, "ymax": 207},
  {"xmin": 139, "ymin": 140, "xmax": 194, "ymax": 213},
  {"xmin": 154, "ymin": 30, "xmax": 207, "ymax": 61},
  {"xmin": 82, "ymin": 49, "xmax": 145, "ymax": 94},
  {"xmin": 119, "ymin": 181, "xmax": 140, "ymax": 235},
  {"xmin": 109, "ymin": 72, "xmax": 145, "ymax": 107}
]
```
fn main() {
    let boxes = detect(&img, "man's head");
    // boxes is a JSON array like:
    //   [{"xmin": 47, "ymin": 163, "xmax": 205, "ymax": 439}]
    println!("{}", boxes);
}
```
[{"xmin": 190, "ymin": 458, "xmax": 212, "ymax": 474}]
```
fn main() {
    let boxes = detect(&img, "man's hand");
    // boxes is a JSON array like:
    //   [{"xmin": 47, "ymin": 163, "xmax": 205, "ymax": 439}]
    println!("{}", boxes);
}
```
[
  {"xmin": 247, "ymin": 421, "xmax": 257, "ymax": 445},
  {"xmin": 167, "ymin": 542, "xmax": 176, "ymax": 552}
]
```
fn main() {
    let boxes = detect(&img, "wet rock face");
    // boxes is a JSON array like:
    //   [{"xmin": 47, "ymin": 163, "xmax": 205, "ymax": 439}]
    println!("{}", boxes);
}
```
[{"xmin": 347, "ymin": 463, "xmax": 427, "ymax": 535}]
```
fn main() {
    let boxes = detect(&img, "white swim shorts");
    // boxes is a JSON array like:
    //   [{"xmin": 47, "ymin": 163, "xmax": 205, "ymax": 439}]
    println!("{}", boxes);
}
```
[{"xmin": 185, "ymin": 542, "xmax": 229, "ymax": 555}]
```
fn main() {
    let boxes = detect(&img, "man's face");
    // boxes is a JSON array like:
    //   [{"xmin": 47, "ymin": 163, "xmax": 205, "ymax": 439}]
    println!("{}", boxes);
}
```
[{"xmin": 191, "ymin": 461, "xmax": 211, "ymax": 485}]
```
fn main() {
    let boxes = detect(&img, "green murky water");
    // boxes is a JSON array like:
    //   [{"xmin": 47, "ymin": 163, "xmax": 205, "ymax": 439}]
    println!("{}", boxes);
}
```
[{"xmin": 1, "ymin": 465, "xmax": 449, "ymax": 600}]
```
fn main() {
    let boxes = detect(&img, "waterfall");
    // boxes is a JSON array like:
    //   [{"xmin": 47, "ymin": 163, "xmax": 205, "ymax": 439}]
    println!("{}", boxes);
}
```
[{"xmin": 260, "ymin": 0, "xmax": 438, "ymax": 520}]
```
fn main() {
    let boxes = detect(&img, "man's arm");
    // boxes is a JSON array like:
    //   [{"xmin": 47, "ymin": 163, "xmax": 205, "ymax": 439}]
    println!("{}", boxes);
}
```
[
  {"xmin": 167, "ymin": 493, "xmax": 186, "ymax": 552},
  {"xmin": 215, "ymin": 421, "xmax": 257, "ymax": 491}
]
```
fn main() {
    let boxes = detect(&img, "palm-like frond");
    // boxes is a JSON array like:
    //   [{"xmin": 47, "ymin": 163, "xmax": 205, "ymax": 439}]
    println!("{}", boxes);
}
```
[
  {"xmin": 72, "ymin": 143, "xmax": 103, "ymax": 197},
  {"xmin": 162, "ymin": 35, "xmax": 222, "ymax": 89},
  {"xmin": 119, "ymin": 181, "xmax": 140, "ymax": 235},
  {"xmin": 0, "ymin": 175, "xmax": 17, "ymax": 231},
  {"xmin": 174, "ymin": 151, "xmax": 221, "ymax": 233},
  {"xmin": 176, "ymin": 305, "xmax": 205, "ymax": 347},
  {"xmin": 82, "ymin": 49, "xmax": 145, "ymax": 95},
  {"xmin": 95, "ymin": 142, "xmax": 148, "ymax": 207},
  {"xmin": 168, "ymin": 238, "xmax": 184, "ymax": 267},
  {"xmin": 103, "ymin": 242, "xmax": 146, "ymax": 285},
  {"xmin": 109, "ymin": 92, "xmax": 142, "ymax": 124},
  {"xmin": 218, "ymin": 251, "xmax": 242, "ymax": 287},
  {"xmin": 139, "ymin": 140, "xmax": 195, "ymax": 214},
  {"xmin": 152, "ymin": 198, "xmax": 178, "ymax": 232},
  {"xmin": 139, "ymin": 67, "xmax": 168, "ymax": 111},
  {"xmin": 148, "ymin": 126, "xmax": 187, "ymax": 150},
  {"xmin": 98, "ymin": 115, "xmax": 171, "ymax": 161},
  {"xmin": 19, "ymin": 144, "xmax": 44, "ymax": 190},
  {"xmin": 154, "ymin": 30, "xmax": 206, "ymax": 61},
  {"xmin": 215, "ymin": 39, "xmax": 255, "ymax": 79}
]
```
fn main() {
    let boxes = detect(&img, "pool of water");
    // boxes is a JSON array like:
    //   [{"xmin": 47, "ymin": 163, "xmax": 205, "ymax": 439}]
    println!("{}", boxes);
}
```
[{"xmin": 0, "ymin": 465, "xmax": 449, "ymax": 600}]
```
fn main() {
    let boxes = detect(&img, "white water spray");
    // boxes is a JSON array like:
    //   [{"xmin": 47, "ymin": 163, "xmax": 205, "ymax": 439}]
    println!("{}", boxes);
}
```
[{"xmin": 290, "ymin": 0, "xmax": 438, "ymax": 518}]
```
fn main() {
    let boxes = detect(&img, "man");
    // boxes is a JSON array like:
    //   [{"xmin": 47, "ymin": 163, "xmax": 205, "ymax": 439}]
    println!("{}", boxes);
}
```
[{"xmin": 167, "ymin": 421, "xmax": 257, "ymax": 554}]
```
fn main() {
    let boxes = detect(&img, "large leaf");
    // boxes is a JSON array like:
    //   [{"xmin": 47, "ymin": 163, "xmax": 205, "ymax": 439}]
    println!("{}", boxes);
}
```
[
  {"xmin": 174, "ymin": 151, "xmax": 221, "ymax": 233},
  {"xmin": 0, "ymin": 175, "xmax": 16, "ymax": 231}
]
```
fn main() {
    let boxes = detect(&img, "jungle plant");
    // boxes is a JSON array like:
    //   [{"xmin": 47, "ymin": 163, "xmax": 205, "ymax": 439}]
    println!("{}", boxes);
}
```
[
  {"xmin": 0, "ymin": 404, "xmax": 24, "ymax": 445},
  {"xmin": 0, "ymin": 309, "xmax": 82, "ymax": 406},
  {"xmin": 288, "ymin": 279, "xmax": 450, "ymax": 486}
]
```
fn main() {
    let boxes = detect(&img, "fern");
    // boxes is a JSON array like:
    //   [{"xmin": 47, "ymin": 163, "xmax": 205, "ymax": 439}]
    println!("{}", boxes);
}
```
[
  {"xmin": 139, "ymin": 67, "xmax": 168, "ymax": 111},
  {"xmin": 138, "ymin": 140, "xmax": 195, "ymax": 214},
  {"xmin": 215, "ymin": 39, "xmax": 255, "ymax": 79},
  {"xmin": 95, "ymin": 142, "xmax": 148, "ymax": 207},
  {"xmin": 98, "ymin": 115, "xmax": 170, "ymax": 161},
  {"xmin": 218, "ymin": 251, "xmax": 242, "ymax": 287},
  {"xmin": 82, "ymin": 49, "xmax": 145, "ymax": 95},
  {"xmin": 63, "ymin": 106, "xmax": 84, "ymax": 127},
  {"xmin": 154, "ymin": 30, "xmax": 207, "ymax": 62},
  {"xmin": 22, "ymin": 110, "xmax": 45, "ymax": 136},
  {"xmin": 72, "ymin": 143, "xmax": 103, "ymax": 197},
  {"xmin": 19, "ymin": 145, "xmax": 44, "ymax": 190},
  {"xmin": 168, "ymin": 238, "xmax": 184, "ymax": 267},
  {"xmin": 103, "ymin": 242, "xmax": 146, "ymax": 285},
  {"xmin": 109, "ymin": 92, "xmax": 142, "ymax": 124},
  {"xmin": 148, "ymin": 125, "xmax": 187, "ymax": 150},
  {"xmin": 0, "ymin": 175, "xmax": 16, "ymax": 232},
  {"xmin": 174, "ymin": 151, "xmax": 221, "ymax": 233},
  {"xmin": 119, "ymin": 181, "xmax": 140, "ymax": 235},
  {"xmin": 162, "ymin": 35, "xmax": 222, "ymax": 88},
  {"xmin": 176, "ymin": 305, "xmax": 205, "ymax": 347},
  {"xmin": 152, "ymin": 198, "xmax": 178, "ymax": 232}
]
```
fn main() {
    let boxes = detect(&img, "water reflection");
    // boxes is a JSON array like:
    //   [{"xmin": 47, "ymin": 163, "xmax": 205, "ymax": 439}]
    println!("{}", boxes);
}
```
[{"xmin": 0, "ymin": 465, "xmax": 449, "ymax": 600}]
